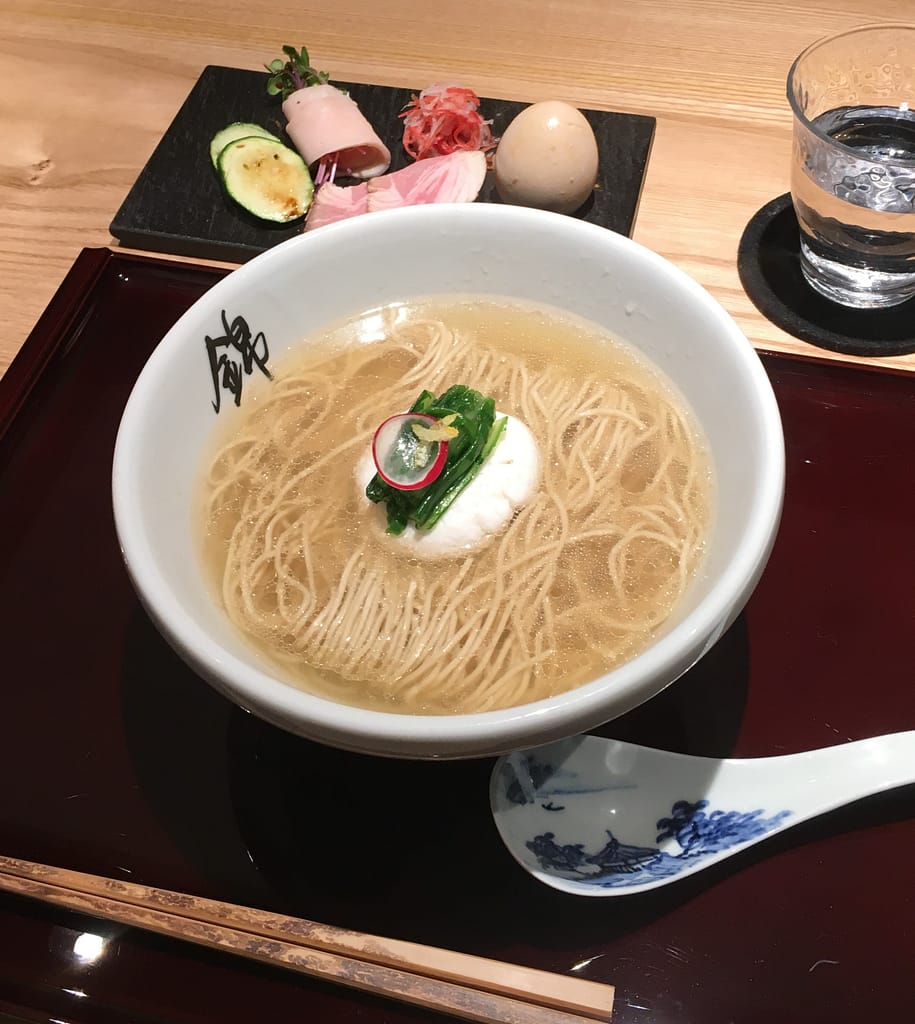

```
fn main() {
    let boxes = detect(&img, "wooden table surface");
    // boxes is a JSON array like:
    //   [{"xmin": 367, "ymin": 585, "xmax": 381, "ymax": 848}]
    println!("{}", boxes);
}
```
[{"xmin": 3, "ymin": 1, "xmax": 915, "ymax": 379}]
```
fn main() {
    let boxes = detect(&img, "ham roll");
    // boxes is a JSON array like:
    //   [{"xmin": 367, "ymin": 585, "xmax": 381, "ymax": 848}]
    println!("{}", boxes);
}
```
[{"xmin": 282, "ymin": 84, "xmax": 391, "ymax": 179}]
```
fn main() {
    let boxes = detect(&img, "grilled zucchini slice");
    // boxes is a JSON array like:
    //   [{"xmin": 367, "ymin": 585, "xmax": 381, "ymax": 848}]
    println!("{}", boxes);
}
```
[
  {"xmin": 209, "ymin": 122, "xmax": 281, "ymax": 167},
  {"xmin": 217, "ymin": 136, "xmax": 314, "ymax": 223}
]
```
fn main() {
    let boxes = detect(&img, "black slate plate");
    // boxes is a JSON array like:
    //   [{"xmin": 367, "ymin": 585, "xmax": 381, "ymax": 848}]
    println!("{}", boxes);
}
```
[{"xmin": 110, "ymin": 65, "xmax": 656, "ymax": 263}]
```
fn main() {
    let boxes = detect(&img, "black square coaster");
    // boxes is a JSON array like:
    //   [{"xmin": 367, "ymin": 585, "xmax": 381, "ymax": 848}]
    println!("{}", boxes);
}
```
[{"xmin": 738, "ymin": 193, "xmax": 915, "ymax": 357}]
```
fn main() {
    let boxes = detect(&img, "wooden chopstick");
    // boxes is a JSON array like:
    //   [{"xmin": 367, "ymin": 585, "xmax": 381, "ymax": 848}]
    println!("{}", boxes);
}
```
[{"xmin": 0, "ymin": 857, "xmax": 613, "ymax": 1023}]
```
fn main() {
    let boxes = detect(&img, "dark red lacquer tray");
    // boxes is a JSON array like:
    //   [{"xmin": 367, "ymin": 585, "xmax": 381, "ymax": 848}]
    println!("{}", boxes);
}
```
[{"xmin": 0, "ymin": 249, "xmax": 913, "ymax": 1024}]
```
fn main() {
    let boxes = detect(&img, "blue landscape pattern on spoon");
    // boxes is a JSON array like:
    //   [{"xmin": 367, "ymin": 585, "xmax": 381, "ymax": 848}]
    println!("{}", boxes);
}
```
[{"xmin": 507, "ymin": 754, "xmax": 793, "ymax": 889}]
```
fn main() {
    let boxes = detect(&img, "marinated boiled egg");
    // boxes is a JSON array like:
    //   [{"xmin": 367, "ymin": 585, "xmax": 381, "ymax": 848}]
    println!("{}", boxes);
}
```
[{"xmin": 493, "ymin": 101, "xmax": 599, "ymax": 215}]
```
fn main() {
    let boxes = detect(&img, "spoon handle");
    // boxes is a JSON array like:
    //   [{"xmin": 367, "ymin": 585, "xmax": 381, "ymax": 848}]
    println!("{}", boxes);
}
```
[{"xmin": 723, "ymin": 730, "xmax": 915, "ymax": 820}]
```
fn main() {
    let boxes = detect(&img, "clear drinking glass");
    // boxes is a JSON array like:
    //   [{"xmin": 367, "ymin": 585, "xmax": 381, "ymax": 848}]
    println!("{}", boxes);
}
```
[{"xmin": 788, "ymin": 24, "xmax": 915, "ymax": 308}]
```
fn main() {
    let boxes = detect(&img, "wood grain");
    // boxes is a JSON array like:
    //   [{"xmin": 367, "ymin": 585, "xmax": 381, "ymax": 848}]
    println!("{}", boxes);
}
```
[{"xmin": 3, "ymin": 1, "xmax": 915, "ymax": 378}]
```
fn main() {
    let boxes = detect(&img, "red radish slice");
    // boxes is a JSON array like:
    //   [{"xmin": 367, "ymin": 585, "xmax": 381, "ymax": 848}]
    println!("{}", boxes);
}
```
[{"xmin": 372, "ymin": 414, "xmax": 449, "ymax": 490}]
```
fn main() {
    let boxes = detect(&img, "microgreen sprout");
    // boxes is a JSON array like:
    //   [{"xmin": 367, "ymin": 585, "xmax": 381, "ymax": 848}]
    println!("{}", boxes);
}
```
[{"xmin": 265, "ymin": 45, "xmax": 330, "ymax": 100}]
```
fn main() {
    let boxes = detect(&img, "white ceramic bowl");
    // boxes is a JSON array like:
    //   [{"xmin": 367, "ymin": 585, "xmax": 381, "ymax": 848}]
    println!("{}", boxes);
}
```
[{"xmin": 112, "ymin": 204, "xmax": 784, "ymax": 759}]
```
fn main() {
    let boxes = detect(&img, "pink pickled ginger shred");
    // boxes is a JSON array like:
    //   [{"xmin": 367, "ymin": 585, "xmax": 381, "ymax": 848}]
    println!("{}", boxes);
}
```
[
  {"xmin": 305, "ymin": 151, "xmax": 487, "ymax": 231},
  {"xmin": 400, "ymin": 83, "xmax": 497, "ymax": 161}
]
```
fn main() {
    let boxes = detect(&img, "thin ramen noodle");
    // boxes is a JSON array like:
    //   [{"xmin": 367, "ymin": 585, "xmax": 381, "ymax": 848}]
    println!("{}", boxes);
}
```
[{"xmin": 201, "ymin": 298, "xmax": 712, "ymax": 714}]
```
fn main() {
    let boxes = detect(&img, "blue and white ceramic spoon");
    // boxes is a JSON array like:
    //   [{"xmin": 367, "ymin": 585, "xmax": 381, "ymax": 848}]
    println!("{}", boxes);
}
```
[{"xmin": 489, "ymin": 731, "xmax": 915, "ymax": 896}]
